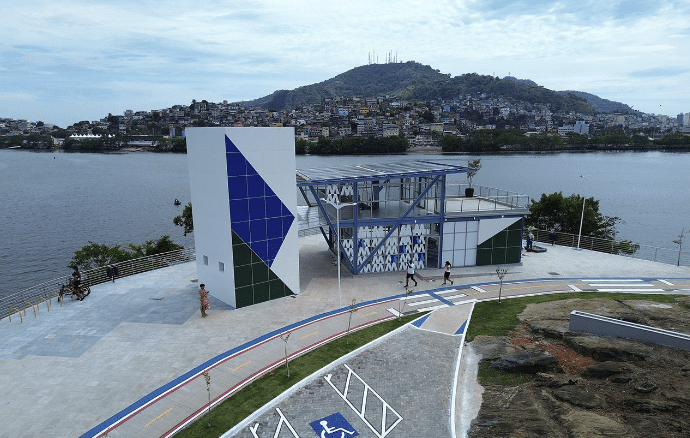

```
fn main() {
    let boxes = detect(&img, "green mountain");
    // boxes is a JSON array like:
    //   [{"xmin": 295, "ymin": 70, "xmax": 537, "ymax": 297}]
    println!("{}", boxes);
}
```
[
  {"xmin": 239, "ymin": 61, "xmax": 607, "ymax": 114},
  {"xmin": 556, "ymin": 90, "xmax": 638, "ymax": 114}
]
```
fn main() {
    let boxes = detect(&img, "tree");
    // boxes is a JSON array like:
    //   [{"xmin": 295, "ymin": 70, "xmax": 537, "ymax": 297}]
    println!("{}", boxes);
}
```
[
  {"xmin": 70, "ymin": 235, "xmax": 183, "ymax": 270},
  {"xmin": 420, "ymin": 110, "xmax": 434, "ymax": 123},
  {"xmin": 526, "ymin": 192, "xmax": 620, "ymax": 240},
  {"xmin": 128, "ymin": 235, "xmax": 183, "ymax": 258},
  {"xmin": 173, "ymin": 202, "xmax": 194, "ymax": 236},
  {"xmin": 70, "ymin": 242, "xmax": 132, "ymax": 270},
  {"xmin": 466, "ymin": 158, "xmax": 481, "ymax": 188}
]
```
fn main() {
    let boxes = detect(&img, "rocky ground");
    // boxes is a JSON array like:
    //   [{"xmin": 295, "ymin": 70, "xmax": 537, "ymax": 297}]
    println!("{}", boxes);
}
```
[{"xmin": 468, "ymin": 296, "xmax": 690, "ymax": 438}]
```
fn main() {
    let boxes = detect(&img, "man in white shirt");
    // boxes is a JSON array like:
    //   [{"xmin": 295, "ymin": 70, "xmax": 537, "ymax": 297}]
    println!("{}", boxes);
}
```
[{"xmin": 405, "ymin": 262, "xmax": 418, "ymax": 288}]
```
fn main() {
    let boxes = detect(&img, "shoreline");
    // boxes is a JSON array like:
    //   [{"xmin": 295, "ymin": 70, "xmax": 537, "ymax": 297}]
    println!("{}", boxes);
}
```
[{"xmin": 5, "ymin": 144, "xmax": 690, "ymax": 155}]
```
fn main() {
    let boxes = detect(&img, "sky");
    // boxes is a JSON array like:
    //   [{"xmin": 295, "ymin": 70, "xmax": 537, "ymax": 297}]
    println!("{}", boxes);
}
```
[{"xmin": 1, "ymin": 0, "xmax": 689, "ymax": 128}]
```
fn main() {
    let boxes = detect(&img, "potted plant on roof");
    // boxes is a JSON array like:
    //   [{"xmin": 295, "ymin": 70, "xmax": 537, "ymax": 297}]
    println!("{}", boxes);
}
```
[{"xmin": 465, "ymin": 158, "xmax": 481, "ymax": 197}]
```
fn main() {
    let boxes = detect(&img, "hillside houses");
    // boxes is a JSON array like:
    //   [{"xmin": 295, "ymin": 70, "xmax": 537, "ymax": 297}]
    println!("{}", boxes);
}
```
[{"xmin": 2, "ymin": 94, "xmax": 688, "ymax": 148}]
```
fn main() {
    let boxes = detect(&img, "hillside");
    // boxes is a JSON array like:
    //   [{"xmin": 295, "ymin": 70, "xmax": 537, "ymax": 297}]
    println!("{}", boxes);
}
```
[
  {"xmin": 239, "ymin": 61, "xmax": 607, "ymax": 115},
  {"xmin": 557, "ymin": 90, "xmax": 639, "ymax": 114}
]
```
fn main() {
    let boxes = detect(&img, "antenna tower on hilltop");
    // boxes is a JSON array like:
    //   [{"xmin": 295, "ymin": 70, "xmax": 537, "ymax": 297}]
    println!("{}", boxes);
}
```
[{"xmin": 368, "ymin": 50, "xmax": 399, "ymax": 65}]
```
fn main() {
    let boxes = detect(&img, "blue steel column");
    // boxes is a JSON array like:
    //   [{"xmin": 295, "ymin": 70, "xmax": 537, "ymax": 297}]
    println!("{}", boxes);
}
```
[
  {"xmin": 438, "ymin": 174, "xmax": 447, "ymax": 269},
  {"xmin": 352, "ymin": 182, "xmax": 358, "ymax": 273}
]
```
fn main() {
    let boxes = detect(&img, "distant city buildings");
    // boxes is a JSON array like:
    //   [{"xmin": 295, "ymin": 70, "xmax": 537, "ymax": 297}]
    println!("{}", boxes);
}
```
[{"xmin": 2, "ymin": 95, "xmax": 689, "ymax": 146}]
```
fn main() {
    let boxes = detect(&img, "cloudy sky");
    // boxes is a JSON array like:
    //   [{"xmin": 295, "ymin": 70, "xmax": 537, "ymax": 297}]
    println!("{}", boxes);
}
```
[{"xmin": 2, "ymin": 0, "xmax": 689, "ymax": 127}]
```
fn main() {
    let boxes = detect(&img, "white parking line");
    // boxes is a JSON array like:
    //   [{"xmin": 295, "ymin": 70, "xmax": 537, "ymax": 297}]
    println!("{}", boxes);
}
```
[
  {"xmin": 596, "ymin": 288, "xmax": 664, "ymax": 292},
  {"xmin": 436, "ymin": 289, "xmax": 458, "ymax": 295},
  {"xmin": 471, "ymin": 286, "xmax": 486, "ymax": 293},
  {"xmin": 659, "ymin": 279, "xmax": 674, "ymax": 285},
  {"xmin": 569, "ymin": 285, "xmax": 582, "ymax": 292}
]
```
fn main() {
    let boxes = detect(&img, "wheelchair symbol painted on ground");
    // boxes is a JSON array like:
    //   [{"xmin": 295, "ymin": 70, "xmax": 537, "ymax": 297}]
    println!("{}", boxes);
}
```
[{"xmin": 309, "ymin": 413, "xmax": 359, "ymax": 438}]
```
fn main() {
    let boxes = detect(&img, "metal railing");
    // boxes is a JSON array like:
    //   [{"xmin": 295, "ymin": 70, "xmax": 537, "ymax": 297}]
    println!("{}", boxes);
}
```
[
  {"xmin": 1, "ymin": 247, "xmax": 196, "ymax": 322},
  {"xmin": 530, "ymin": 229, "xmax": 690, "ymax": 267},
  {"xmin": 445, "ymin": 184, "xmax": 530, "ymax": 212}
]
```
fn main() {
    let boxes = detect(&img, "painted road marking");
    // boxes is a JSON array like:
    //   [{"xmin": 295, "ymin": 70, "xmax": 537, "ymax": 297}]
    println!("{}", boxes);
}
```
[
  {"xmin": 232, "ymin": 360, "xmax": 252, "ymax": 373},
  {"xmin": 435, "ymin": 289, "xmax": 458, "ymax": 295},
  {"xmin": 144, "ymin": 407, "xmax": 173, "ymax": 428},
  {"xmin": 596, "ymin": 288, "xmax": 664, "ymax": 292},
  {"xmin": 387, "ymin": 308, "xmax": 402, "ymax": 317},
  {"xmin": 406, "ymin": 298, "xmax": 440, "ymax": 306},
  {"xmin": 659, "ymin": 279, "xmax": 674, "ymax": 285},
  {"xmin": 569, "ymin": 285, "xmax": 582, "ymax": 292},
  {"xmin": 301, "ymin": 331, "xmax": 318, "ymax": 340},
  {"xmin": 581, "ymin": 279, "xmax": 643, "ymax": 282},
  {"xmin": 588, "ymin": 283, "xmax": 654, "ymax": 287},
  {"xmin": 360, "ymin": 311, "xmax": 377, "ymax": 318},
  {"xmin": 417, "ymin": 304, "xmax": 448, "ymax": 312},
  {"xmin": 405, "ymin": 293, "xmax": 431, "ymax": 300},
  {"xmin": 471, "ymin": 286, "xmax": 486, "ymax": 293},
  {"xmin": 325, "ymin": 364, "xmax": 402, "ymax": 438},
  {"xmin": 249, "ymin": 407, "xmax": 299, "ymax": 438},
  {"xmin": 445, "ymin": 294, "xmax": 468, "ymax": 300}
]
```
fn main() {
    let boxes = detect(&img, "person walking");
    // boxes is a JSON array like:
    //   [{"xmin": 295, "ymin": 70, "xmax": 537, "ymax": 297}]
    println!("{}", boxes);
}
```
[
  {"xmin": 405, "ymin": 262, "xmax": 418, "ymax": 288},
  {"xmin": 199, "ymin": 283, "xmax": 210, "ymax": 317},
  {"xmin": 443, "ymin": 261, "xmax": 454, "ymax": 285}
]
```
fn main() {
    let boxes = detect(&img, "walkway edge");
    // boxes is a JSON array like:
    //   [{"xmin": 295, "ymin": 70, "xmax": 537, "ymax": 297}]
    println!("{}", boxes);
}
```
[{"xmin": 450, "ymin": 299, "xmax": 477, "ymax": 438}]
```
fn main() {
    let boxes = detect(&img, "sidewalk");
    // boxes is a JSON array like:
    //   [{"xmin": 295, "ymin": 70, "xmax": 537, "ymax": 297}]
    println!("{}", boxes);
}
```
[{"xmin": 1, "ymin": 236, "xmax": 690, "ymax": 438}]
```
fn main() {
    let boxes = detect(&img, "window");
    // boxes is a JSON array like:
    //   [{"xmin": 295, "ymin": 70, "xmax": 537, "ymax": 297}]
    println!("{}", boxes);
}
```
[
  {"xmin": 219, "ymin": 261, "xmax": 224, "ymax": 272},
  {"xmin": 203, "ymin": 255, "xmax": 209, "ymax": 265}
]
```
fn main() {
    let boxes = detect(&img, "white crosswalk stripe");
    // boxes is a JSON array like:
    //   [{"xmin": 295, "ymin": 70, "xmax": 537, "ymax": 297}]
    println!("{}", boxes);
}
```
[{"xmin": 581, "ymin": 279, "xmax": 664, "ymax": 293}]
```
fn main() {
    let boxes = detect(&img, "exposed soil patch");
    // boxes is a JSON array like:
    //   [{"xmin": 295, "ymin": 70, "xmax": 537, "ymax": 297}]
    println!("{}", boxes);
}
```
[{"xmin": 469, "ymin": 298, "xmax": 690, "ymax": 438}]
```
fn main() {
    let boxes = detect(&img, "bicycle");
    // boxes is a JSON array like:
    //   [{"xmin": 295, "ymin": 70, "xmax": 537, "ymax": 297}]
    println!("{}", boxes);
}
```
[{"xmin": 58, "ymin": 277, "xmax": 91, "ymax": 301}]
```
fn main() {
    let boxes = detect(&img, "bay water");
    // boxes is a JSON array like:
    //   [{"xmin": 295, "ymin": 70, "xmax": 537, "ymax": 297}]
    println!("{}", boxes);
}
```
[{"xmin": 2, "ymin": 149, "xmax": 689, "ymax": 299}]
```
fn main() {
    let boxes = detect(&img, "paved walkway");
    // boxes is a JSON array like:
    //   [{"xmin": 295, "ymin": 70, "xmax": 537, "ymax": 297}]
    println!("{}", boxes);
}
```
[{"xmin": 2, "ymin": 236, "xmax": 690, "ymax": 438}]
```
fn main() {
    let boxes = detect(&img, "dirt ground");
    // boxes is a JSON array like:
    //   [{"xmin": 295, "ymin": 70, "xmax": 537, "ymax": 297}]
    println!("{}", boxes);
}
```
[{"xmin": 468, "ymin": 297, "xmax": 690, "ymax": 438}]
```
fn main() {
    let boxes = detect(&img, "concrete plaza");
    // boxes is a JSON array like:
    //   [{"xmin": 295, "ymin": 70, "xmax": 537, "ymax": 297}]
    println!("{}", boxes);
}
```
[{"xmin": 2, "ymin": 236, "xmax": 690, "ymax": 438}]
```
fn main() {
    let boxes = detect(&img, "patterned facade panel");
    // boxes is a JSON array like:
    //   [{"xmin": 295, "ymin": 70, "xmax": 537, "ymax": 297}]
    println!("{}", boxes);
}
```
[
  {"xmin": 226, "ymin": 136, "xmax": 294, "ymax": 268},
  {"xmin": 350, "ymin": 224, "xmax": 432, "ymax": 274},
  {"xmin": 231, "ymin": 231, "xmax": 293, "ymax": 308},
  {"xmin": 476, "ymin": 217, "xmax": 523, "ymax": 266}
]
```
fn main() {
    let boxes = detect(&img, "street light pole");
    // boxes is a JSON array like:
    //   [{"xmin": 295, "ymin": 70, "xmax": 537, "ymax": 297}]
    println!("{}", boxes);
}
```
[
  {"xmin": 322, "ymin": 197, "xmax": 357, "ymax": 309},
  {"xmin": 576, "ymin": 174, "xmax": 587, "ymax": 250}
]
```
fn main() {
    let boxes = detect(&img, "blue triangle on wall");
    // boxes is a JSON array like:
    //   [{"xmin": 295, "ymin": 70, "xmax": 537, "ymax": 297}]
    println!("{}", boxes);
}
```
[{"xmin": 225, "ymin": 135, "xmax": 294, "ymax": 267}]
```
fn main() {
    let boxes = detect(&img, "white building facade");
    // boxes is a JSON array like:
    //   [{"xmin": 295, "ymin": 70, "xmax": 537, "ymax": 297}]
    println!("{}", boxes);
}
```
[{"xmin": 186, "ymin": 128, "xmax": 299, "ymax": 308}]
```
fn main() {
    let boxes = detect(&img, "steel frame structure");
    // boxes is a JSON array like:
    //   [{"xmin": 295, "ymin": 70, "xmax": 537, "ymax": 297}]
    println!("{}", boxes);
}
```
[{"xmin": 297, "ymin": 160, "xmax": 469, "ymax": 274}]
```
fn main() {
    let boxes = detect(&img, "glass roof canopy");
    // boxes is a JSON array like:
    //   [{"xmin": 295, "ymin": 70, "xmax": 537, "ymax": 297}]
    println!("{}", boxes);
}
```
[{"xmin": 296, "ymin": 160, "xmax": 469, "ymax": 186}]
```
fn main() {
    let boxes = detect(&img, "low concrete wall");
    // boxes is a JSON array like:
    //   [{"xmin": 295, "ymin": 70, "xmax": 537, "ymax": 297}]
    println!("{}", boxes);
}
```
[{"xmin": 569, "ymin": 310, "xmax": 690, "ymax": 351}]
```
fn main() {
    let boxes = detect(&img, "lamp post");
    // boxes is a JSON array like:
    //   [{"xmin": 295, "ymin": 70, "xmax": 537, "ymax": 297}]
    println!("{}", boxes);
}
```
[
  {"xmin": 322, "ymin": 197, "xmax": 357, "ymax": 309},
  {"xmin": 576, "ymin": 174, "xmax": 587, "ymax": 250}
]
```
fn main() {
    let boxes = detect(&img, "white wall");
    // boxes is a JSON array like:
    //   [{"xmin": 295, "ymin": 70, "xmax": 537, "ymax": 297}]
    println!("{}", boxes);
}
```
[{"xmin": 185, "ymin": 127, "xmax": 299, "ymax": 307}]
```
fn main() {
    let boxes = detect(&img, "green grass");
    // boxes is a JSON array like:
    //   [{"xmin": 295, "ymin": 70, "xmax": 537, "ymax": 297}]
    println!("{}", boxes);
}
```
[
  {"xmin": 176, "ymin": 313, "xmax": 422, "ymax": 438},
  {"xmin": 477, "ymin": 361, "xmax": 534, "ymax": 386},
  {"xmin": 466, "ymin": 292, "xmax": 684, "ymax": 342}
]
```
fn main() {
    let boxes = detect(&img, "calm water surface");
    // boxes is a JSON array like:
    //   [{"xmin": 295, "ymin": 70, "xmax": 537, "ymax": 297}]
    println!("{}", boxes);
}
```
[
  {"xmin": 1, "ymin": 149, "xmax": 689, "ymax": 298},
  {"xmin": 1, "ymin": 150, "xmax": 193, "ymax": 297}
]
